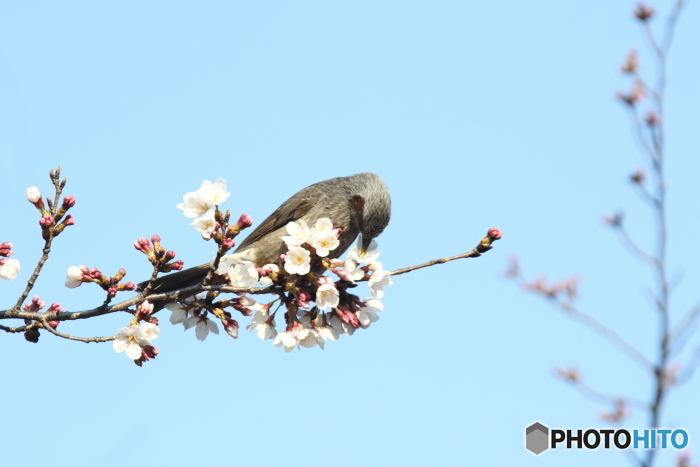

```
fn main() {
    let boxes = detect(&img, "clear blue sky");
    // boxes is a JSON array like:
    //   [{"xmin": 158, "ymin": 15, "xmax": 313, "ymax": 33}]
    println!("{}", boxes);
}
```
[{"xmin": 1, "ymin": 1, "xmax": 699, "ymax": 466}]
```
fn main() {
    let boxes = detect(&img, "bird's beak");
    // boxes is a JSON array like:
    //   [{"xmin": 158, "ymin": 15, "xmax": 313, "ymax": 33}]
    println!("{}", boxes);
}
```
[{"xmin": 360, "ymin": 235, "xmax": 372, "ymax": 257}]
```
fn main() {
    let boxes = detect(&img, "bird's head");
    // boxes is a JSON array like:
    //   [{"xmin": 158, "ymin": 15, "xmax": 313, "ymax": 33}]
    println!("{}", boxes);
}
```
[{"xmin": 349, "ymin": 174, "xmax": 391, "ymax": 255}]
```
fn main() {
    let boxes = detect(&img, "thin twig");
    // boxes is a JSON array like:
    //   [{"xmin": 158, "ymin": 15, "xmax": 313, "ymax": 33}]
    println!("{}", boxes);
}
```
[
  {"xmin": 615, "ymin": 225, "xmax": 658, "ymax": 265},
  {"xmin": 38, "ymin": 317, "xmax": 116, "ymax": 344},
  {"xmin": 567, "ymin": 379, "xmax": 651, "ymax": 411},
  {"xmin": 390, "ymin": 245, "xmax": 489, "ymax": 277},
  {"xmin": 553, "ymin": 299, "xmax": 654, "ymax": 371}
]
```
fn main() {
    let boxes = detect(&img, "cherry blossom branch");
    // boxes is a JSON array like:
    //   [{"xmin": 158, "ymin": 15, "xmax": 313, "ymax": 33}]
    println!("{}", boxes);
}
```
[
  {"xmin": 508, "ymin": 265, "xmax": 653, "ymax": 371},
  {"xmin": 7, "ymin": 168, "xmax": 66, "ymax": 318},
  {"xmin": 509, "ymin": 4, "xmax": 691, "ymax": 466},
  {"xmin": 38, "ymin": 316, "xmax": 116, "ymax": 343},
  {"xmin": 389, "ymin": 228, "xmax": 501, "ymax": 277},
  {"xmin": 555, "ymin": 368, "xmax": 651, "ymax": 410},
  {"xmin": 0, "ymin": 283, "xmax": 277, "ymax": 324}
]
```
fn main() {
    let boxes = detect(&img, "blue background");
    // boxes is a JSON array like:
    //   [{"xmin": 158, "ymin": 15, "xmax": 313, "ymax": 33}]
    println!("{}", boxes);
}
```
[{"xmin": 1, "ymin": 1, "xmax": 699, "ymax": 466}]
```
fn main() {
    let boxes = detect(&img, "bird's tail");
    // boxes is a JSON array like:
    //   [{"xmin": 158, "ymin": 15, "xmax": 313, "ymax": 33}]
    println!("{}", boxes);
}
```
[{"xmin": 137, "ymin": 263, "xmax": 210, "ymax": 293}]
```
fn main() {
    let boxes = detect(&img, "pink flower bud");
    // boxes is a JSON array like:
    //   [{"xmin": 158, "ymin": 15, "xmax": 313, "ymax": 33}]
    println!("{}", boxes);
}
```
[
  {"xmin": 108, "ymin": 287, "xmax": 118, "ymax": 297},
  {"xmin": 487, "ymin": 228, "xmax": 502, "ymax": 240},
  {"xmin": 47, "ymin": 303, "xmax": 64, "ymax": 312},
  {"xmin": 316, "ymin": 275, "xmax": 333, "ymax": 286},
  {"xmin": 22, "ymin": 295, "xmax": 46, "ymax": 312},
  {"xmin": 133, "ymin": 238, "xmax": 152, "ymax": 254},
  {"xmin": 135, "ymin": 300, "xmax": 154, "ymax": 321},
  {"xmin": 0, "ymin": 243, "xmax": 12, "ymax": 257},
  {"xmin": 142, "ymin": 345, "xmax": 159, "ymax": 359},
  {"xmin": 634, "ymin": 2, "xmax": 654, "ymax": 21},
  {"xmin": 331, "ymin": 269, "xmax": 350, "ymax": 281},
  {"xmin": 336, "ymin": 308, "xmax": 360, "ymax": 329},
  {"xmin": 113, "ymin": 268, "xmax": 127, "ymax": 282},
  {"xmin": 39, "ymin": 215, "xmax": 54, "ymax": 228},
  {"xmin": 237, "ymin": 213, "xmax": 253, "ymax": 229},
  {"xmin": 151, "ymin": 235, "xmax": 161, "ymax": 245},
  {"xmin": 63, "ymin": 214, "xmax": 75, "ymax": 226},
  {"xmin": 645, "ymin": 110, "xmax": 661, "ymax": 127},
  {"xmin": 223, "ymin": 318, "xmax": 239, "ymax": 338},
  {"xmin": 89, "ymin": 268, "xmax": 103, "ymax": 279},
  {"xmin": 233, "ymin": 303, "xmax": 253, "ymax": 316},
  {"xmin": 47, "ymin": 320, "xmax": 60, "ymax": 329},
  {"xmin": 61, "ymin": 195, "xmax": 76, "ymax": 209},
  {"xmin": 222, "ymin": 238, "xmax": 235, "ymax": 250},
  {"xmin": 164, "ymin": 250, "xmax": 176, "ymax": 261},
  {"xmin": 118, "ymin": 282, "xmax": 136, "ymax": 291},
  {"xmin": 170, "ymin": 260, "xmax": 184, "ymax": 271}
]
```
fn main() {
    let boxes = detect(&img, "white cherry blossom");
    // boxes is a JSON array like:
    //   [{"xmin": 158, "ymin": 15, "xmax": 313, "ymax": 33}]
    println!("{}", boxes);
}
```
[
  {"xmin": 316, "ymin": 284, "xmax": 339, "ymax": 311},
  {"xmin": 284, "ymin": 246, "xmax": 311, "ymax": 275},
  {"xmin": 228, "ymin": 261, "xmax": 259, "ymax": 287},
  {"xmin": 368, "ymin": 269, "xmax": 393, "ymax": 298},
  {"xmin": 246, "ymin": 308, "xmax": 277, "ymax": 340},
  {"xmin": 347, "ymin": 237, "xmax": 380, "ymax": 264},
  {"xmin": 184, "ymin": 315, "xmax": 220, "ymax": 341},
  {"xmin": 0, "ymin": 259, "xmax": 21, "ymax": 281},
  {"xmin": 113, "ymin": 325, "xmax": 151, "ymax": 360},
  {"xmin": 310, "ymin": 232, "xmax": 339, "ymax": 257},
  {"xmin": 281, "ymin": 220, "xmax": 312, "ymax": 246},
  {"xmin": 177, "ymin": 191, "xmax": 214, "ymax": 219},
  {"xmin": 357, "ymin": 298, "xmax": 383, "ymax": 328},
  {"xmin": 196, "ymin": 178, "xmax": 230, "ymax": 206}
]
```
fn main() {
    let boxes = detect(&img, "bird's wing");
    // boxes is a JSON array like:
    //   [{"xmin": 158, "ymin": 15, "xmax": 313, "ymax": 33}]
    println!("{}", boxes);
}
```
[{"xmin": 235, "ymin": 196, "xmax": 315, "ymax": 251}]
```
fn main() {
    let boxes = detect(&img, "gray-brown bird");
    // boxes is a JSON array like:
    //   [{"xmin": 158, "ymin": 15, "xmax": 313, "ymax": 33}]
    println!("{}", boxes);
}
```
[{"xmin": 144, "ymin": 172, "xmax": 391, "ymax": 293}]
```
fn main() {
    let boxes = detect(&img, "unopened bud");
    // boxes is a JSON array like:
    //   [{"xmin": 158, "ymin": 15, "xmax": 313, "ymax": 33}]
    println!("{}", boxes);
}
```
[
  {"xmin": 222, "ymin": 238, "xmax": 235, "ymax": 250},
  {"xmin": 237, "ymin": 213, "xmax": 253, "ymax": 229},
  {"xmin": 630, "ymin": 169, "xmax": 645, "ymax": 184},
  {"xmin": 645, "ymin": 110, "xmax": 661, "ymax": 127},
  {"xmin": 63, "ymin": 214, "xmax": 75, "ymax": 226},
  {"xmin": 487, "ymin": 228, "xmax": 502, "ymax": 240},
  {"xmin": 0, "ymin": 242, "xmax": 12, "ymax": 257},
  {"xmin": 118, "ymin": 282, "xmax": 137, "ymax": 291},
  {"xmin": 26, "ymin": 187, "xmax": 44, "ymax": 209},
  {"xmin": 61, "ymin": 195, "xmax": 76, "ymax": 209},
  {"xmin": 170, "ymin": 260, "xmax": 184, "ymax": 271},
  {"xmin": 22, "ymin": 295, "xmax": 46, "ymax": 312},
  {"xmin": 39, "ymin": 215, "xmax": 54, "ymax": 228},
  {"xmin": 47, "ymin": 303, "xmax": 64, "ymax": 313},
  {"xmin": 222, "ymin": 318, "xmax": 239, "ymax": 338},
  {"xmin": 634, "ymin": 2, "xmax": 654, "ymax": 21},
  {"xmin": 164, "ymin": 250, "xmax": 176, "ymax": 262}
]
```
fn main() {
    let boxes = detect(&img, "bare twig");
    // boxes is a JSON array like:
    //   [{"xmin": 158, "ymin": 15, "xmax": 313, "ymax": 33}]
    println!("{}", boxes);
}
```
[{"xmin": 38, "ymin": 317, "xmax": 116, "ymax": 344}]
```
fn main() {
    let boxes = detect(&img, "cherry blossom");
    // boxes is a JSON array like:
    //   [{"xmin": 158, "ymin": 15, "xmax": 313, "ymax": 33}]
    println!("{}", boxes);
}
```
[
  {"xmin": 0, "ymin": 258, "xmax": 20, "ymax": 281},
  {"xmin": 113, "ymin": 325, "xmax": 152, "ymax": 360},
  {"xmin": 184, "ymin": 314, "xmax": 220, "ymax": 341},
  {"xmin": 284, "ymin": 246, "xmax": 311, "ymax": 275},
  {"xmin": 281, "ymin": 219, "xmax": 312, "ymax": 246}
]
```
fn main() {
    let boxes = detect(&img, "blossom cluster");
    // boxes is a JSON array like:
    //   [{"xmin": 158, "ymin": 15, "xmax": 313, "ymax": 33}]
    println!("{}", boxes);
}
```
[
  {"xmin": 65, "ymin": 264, "xmax": 136, "ymax": 297},
  {"xmin": 112, "ymin": 300, "xmax": 160, "ymax": 366},
  {"xmin": 26, "ymin": 185, "xmax": 76, "ymax": 240},
  {"xmin": 177, "ymin": 178, "xmax": 230, "ymax": 239},
  {"xmin": 18, "ymin": 295, "xmax": 64, "ymax": 343},
  {"xmin": 165, "ymin": 210, "xmax": 393, "ymax": 352}
]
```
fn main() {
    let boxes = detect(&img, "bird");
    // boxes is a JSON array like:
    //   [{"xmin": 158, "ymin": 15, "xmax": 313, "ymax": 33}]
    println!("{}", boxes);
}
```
[{"xmin": 142, "ymin": 172, "xmax": 391, "ymax": 293}]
